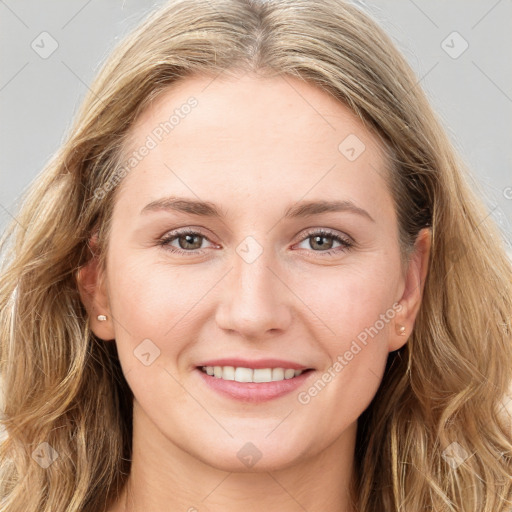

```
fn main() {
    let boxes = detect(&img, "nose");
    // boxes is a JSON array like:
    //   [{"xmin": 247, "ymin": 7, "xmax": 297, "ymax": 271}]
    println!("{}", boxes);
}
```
[{"xmin": 215, "ymin": 245, "xmax": 293, "ymax": 340}]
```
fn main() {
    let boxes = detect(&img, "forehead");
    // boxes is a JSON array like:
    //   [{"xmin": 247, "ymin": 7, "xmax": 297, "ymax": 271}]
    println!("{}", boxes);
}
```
[{"xmin": 115, "ymin": 72, "xmax": 391, "ymax": 216}]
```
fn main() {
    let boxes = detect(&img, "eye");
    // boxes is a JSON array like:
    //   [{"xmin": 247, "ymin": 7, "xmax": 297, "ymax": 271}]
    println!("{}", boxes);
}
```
[
  {"xmin": 158, "ymin": 229, "xmax": 217, "ymax": 255},
  {"xmin": 294, "ymin": 228, "xmax": 354, "ymax": 257},
  {"xmin": 158, "ymin": 227, "xmax": 354, "ymax": 257}
]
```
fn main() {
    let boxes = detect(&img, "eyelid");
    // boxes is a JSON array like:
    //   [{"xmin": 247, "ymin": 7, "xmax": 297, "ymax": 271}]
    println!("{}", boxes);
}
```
[{"xmin": 296, "ymin": 227, "xmax": 354, "ymax": 246}]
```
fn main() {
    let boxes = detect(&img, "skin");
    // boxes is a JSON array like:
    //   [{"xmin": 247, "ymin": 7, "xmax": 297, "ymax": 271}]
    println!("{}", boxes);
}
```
[{"xmin": 78, "ymin": 71, "xmax": 430, "ymax": 512}]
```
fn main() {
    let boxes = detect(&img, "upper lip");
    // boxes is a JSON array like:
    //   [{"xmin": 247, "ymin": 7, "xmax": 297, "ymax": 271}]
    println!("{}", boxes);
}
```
[{"xmin": 196, "ymin": 358, "xmax": 312, "ymax": 370}]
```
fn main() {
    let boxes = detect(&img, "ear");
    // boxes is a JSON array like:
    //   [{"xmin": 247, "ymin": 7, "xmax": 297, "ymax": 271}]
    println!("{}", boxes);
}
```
[
  {"xmin": 389, "ymin": 227, "xmax": 431, "ymax": 352},
  {"xmin": 76, "ymin": 232, "xmax": 115, "ymax": 341}
]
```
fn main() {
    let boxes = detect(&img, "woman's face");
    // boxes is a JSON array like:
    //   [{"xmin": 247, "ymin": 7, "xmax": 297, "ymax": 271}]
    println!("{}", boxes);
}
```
[{"xmin": 82, "ymin": 71, "xmax": 428, "ymax": 472}]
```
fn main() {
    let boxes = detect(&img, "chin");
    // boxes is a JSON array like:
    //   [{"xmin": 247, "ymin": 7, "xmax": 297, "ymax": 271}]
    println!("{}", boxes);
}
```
[{"xmin": 189, "ymin": 435, "xmax": 308, "ymax": 473}]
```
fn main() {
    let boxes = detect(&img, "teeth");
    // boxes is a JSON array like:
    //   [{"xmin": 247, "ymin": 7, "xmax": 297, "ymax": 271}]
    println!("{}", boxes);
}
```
[
  {"xmin": 253, "ymin": 368, "xmax": 272, "ymax": 383},
  {"xmin": 200, "ymin": 366, "xmax": 305, "ymax": 382},
  {"xmin": 284, "ymin": 369, "xmax": 295, "ymax": 379},
  {"xmin": 222, "ymin": 366, "xmax": 235, "ymax": 380},
  {"xmin": 272, "ymin": 368, "xmax": 284, "ymax": 381},
  {"xmin": 234, "ymin": 367, "xmax": 253, "ymax": 382}
]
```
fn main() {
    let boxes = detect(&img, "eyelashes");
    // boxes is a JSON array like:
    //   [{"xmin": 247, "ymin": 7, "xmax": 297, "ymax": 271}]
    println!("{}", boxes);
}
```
[
  {"xmin": 158, "ymin": 227, "xmax": 354, "ymax": 258},
  {"xmin": 158, "ymin": 229, "xmax": 216, "ymax": 255}
]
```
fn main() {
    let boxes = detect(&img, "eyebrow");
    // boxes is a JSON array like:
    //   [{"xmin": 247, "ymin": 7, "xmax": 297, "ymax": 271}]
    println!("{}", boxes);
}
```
[
  {"xmin": 284, "ymin": 199, "xmax": 374, "ymax": 222},
  {"xmin": 140, "ymin": 196, "xmax": 375, "ymax": 222}
]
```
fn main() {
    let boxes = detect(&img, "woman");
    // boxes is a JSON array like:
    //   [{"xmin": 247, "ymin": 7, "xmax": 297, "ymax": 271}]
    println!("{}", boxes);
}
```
[{"xmin": 1, "ymin": 0, "xmax": 511, "ymax": 510}]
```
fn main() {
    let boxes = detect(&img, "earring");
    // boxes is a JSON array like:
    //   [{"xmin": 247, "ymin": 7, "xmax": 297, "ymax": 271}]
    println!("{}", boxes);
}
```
[
  {"xmin": 397, "ymin": 324, "xmax": 406, "ymax": 336},
  {"xmin": 97, "ymin": 314, "xmax": 108, "ymax": 322}
]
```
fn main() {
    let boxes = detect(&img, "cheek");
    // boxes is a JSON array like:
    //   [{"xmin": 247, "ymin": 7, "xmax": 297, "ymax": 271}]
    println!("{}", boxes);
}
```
[
  {"xmin": 106, "ymin": 255, "xmax": 203, "ymax": 409},
  {"xmin": 297, "ymin": 341, "xmax": 389, "ymax": 447},
  {"xmin": 106, "ymin": 251, "xmax": 235, "ymax": 394},
  {"xmin": 107, "ymin": 252, "xmax": 206, "ymax": 333},
  {"xmin": 289, "ymin": 264, "xmax": 396, "ymax": 423},
  {"xmin": 289, "ymin": 261, "xmax": 399, "ymax": 349}
]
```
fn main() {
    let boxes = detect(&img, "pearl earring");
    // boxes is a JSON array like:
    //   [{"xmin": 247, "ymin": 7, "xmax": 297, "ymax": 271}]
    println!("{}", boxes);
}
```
[
  {"xmin": 397, "ymin": 324, "xmax": 406, "ymax": 336},
  {"xmin": 97, "ymin": 314, "xmax": 107, "ymax": 322}
]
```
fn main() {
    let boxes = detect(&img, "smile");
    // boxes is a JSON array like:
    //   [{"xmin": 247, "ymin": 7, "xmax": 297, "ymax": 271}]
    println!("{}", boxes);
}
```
[
  {"xmin": 199, "ymin": 365, "xmax": 307, "ymax": 383},
  {"xmin": 195, "ymin": 365, "xmax": 315, "ymax": 402}
]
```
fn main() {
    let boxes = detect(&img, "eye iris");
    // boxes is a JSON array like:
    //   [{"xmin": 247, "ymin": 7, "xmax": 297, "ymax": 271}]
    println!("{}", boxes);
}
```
[
  {"xmin": 179, "ymin": 234, "xmax": 202, "ymax": 250},
  {"xmin": 310, "ymin": 234, "xmax": 333, "ymax": 250}
]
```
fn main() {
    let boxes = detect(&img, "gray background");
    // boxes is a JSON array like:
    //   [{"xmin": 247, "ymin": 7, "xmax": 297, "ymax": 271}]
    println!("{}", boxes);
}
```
[{"xmin": 1, "ymin": 0, "xmax": 511, "ymax": 258}]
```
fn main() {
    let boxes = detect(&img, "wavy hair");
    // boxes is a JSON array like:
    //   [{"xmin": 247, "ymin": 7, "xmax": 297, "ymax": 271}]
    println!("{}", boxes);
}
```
[{"xmin": 1, "ymin": 0, "xmax": 511, "ymax": 510}]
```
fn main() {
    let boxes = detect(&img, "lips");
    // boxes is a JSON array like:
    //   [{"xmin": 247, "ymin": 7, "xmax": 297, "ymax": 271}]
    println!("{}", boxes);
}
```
[
  {"xmin": 194, "ymin": 366, "xmax": 315, "ymax": 402},
  {"xmin": 192, "ymin": 357, "xmax": 315, "ymax": 402},
  {"xmin": 195, "ymin": 358, "xmax": 312, "ymax": 370}
]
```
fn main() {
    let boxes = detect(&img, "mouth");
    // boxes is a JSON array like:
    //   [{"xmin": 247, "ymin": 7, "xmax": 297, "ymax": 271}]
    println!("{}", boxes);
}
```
[
  {"xmin": 196, "ymin": 365, "xmax": 314, "ymax": 383},
  {"xmin": 194, "ymin": 365, "xmax": 315, "ymax": 402}
]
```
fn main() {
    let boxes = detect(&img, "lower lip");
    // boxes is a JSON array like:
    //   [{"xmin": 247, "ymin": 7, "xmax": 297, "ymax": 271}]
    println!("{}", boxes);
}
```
[{"xmin": 195, "ymin": 368, "xmax": 314, "ymax": 403}]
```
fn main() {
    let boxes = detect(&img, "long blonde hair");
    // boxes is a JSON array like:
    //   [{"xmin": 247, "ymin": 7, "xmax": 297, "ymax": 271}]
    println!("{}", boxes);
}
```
[{"xmin": 1, "ymin": 0, "xmax": 511, "ymax": 510}]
